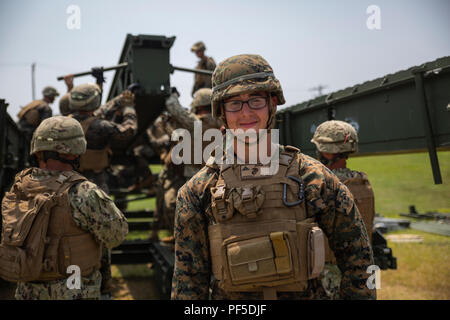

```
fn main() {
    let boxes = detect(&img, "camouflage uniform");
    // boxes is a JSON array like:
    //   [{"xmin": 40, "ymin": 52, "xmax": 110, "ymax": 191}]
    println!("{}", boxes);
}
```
[
  {"xmin": 171, "ymin": 54, "xmax": 376, "ymax": 300},
  {"xmin": 94, "ymin": 91, "xmax": 149, "ymax": 192},
  {"xmin": 14, "ymin": 169, "xmax": 128, "ymax": 300},
  {"xmin": 5, "ymin": 116, "xmax": 128, "ymax": 300},
  {"xmin": 70, "ymin": 85, "xmax": 137, "ymax": 296},
  {"xmin": 191, "ymin": 41, "xmax": 216, "ymax": 96},
  {"xmin": 147, "ymin": 111, "xmax": 188, "ymax": 236},
  {"xmin": 311, "ymin": 120, "xmax": 374, "ymax": 300},
  {"xmin": 17, "ymin": 87, "xmax": 59, "ymax": 141},
  {"xmin": 71, "ymin": 87, "xmax": 138, "ymax": 194},
  {"xmin": 152, "ymin": 92, "xmax": 221, "ymax": 237}
]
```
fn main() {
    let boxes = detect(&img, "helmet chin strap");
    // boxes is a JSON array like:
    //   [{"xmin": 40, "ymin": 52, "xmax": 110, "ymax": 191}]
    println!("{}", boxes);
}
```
[
  {"xmin": 317, "ymin": 151, "xmax": 348, "ymax": 169},
  {"xmin": 42, "ymin": 151, "xmax": 80, "ymax": 170}
]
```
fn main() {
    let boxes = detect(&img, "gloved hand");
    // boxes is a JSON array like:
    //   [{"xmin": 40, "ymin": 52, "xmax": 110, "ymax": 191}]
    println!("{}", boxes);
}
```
[{"xmin": 91, "ymin": 67, "xmax": 106, "ymax": 83}]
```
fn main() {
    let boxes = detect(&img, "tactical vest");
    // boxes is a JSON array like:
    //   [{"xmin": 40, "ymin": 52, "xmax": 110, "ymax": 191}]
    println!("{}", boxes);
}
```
[
  {"xmin": 324, "ymin": 169, "xmax": 375, "ymax": 263},
  {"xmin": 208, "ymin": 146, "xmax": 325, "ymax": 299},
  {"xmin": 0, "ymin": 169, "xmax": 101, "ymax": 282},
  {"xmin": 17, "ymin": 100, "xmax": 47, "ymax": 126},
  {"xmin": 78, "ymin": 116, "xmax": 111, "ymax": 173}
]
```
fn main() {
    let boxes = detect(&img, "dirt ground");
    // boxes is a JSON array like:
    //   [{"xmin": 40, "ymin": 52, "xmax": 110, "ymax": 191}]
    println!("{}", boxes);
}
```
[{"xmin": 111, "ymin": 277, "xmax": 161, "ymax": 300}]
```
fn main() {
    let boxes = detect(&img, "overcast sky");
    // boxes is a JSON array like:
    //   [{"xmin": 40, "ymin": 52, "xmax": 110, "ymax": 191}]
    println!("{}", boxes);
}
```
[{"xmin": 1, "ymin": 0, "xmax": 449, "ymax": 120}]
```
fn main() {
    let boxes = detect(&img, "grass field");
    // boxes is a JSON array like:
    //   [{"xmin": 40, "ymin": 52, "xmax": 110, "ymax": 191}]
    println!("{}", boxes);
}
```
[{"xmin": 115, "ymin": 151, "xmax": 450, "ymax": 300}]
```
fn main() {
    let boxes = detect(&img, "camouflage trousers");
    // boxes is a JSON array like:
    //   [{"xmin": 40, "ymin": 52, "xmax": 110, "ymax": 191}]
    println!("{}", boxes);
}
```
[
  {"xmin": 318, "ymin": 263, "xmax": 342, "ymax": 299},
  {"xmin": 15, "ymin": 270, "xmax": 102, "ymax": 300},
  {"xmin": 78, "ymin": 169, "xmax": 112, "ymax": 295},
  {"xmin": 154, "ymin": 165, "xmax": 186, "ymax": 234},
  {"xmin": 100, "ymin": 247, "xmax": 112, "ymax": 295}
]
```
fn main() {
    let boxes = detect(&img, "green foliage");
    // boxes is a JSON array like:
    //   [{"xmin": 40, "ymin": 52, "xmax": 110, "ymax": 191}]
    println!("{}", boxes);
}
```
[{"xmin": 348, "ymin": 151, "xmax": 450, "ymax": 217}]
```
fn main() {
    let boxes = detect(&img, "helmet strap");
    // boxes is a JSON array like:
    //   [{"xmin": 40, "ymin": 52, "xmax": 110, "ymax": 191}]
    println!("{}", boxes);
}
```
[
  {"xmin": 318, "ymin": 151, "xmax": 348, "ymax": 170},
  {"xmin": 42, "ymin": 151, "xmax": 80, "ymax": 170}
]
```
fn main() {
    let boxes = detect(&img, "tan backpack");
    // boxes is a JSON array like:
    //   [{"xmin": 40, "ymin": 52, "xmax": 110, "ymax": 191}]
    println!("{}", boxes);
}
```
[{"xmin": 0, "ymin": 169, "xmax": 92, "ymax": 282}]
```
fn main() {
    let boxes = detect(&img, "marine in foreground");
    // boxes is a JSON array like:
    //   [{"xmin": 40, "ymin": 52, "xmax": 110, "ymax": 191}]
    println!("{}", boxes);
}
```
[{"xmin": 171, "ymin": 54, "xmax": 376, "ymax": 300}]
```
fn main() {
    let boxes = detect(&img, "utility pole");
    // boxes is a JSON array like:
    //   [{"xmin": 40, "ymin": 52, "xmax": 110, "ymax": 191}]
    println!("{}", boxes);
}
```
[
  {"xmin": 31, "ymin": 62, "xmax": 36, "ymax": 100},
  {"xmin": 309, "ymin": 84, "xmax": 328, "ymax": 98}
]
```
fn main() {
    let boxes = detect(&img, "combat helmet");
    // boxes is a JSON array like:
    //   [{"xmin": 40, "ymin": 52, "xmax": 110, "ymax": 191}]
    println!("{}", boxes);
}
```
[
  {"xmin": 69, "ymin": 83, "xmax": 102, "ymax": 112},
  {"xmin": 191, "ymin": 41, "xmax": 206, "ymax": 52},
  {"xmin": 191, "ymin": 88, "xmax": 212, "ymax": 113},
  {"xmin": 311, "ymin": 120, "xmax": 358, "ymax": 154},
  {"xmin": 59, "ymin": 92, "xmax": 71, "ymax": 116},
  {"xmin": 31, "ymin": 116, "xmax": 87, "ymax": 156},
  {"xmin": 211, "ymin": 54, "xmax": 285, "ymax": 129},
  {"xmin": 42, "ymin": 86, "xmax": 60, "ymax": 97}
]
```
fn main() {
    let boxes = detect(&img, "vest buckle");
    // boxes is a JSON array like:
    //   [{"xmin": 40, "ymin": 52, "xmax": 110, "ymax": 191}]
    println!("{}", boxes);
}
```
[
  {"xmin": 212, "ymin": 185, "xmax": 232, "ymax": 222},
  {"xmin": 282, "ymin": 176, "xmax": 305, "ymax": 207}
]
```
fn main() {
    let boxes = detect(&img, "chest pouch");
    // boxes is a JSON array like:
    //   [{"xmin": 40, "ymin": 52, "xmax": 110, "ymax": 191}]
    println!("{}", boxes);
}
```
[
  {"xmin": 230, "ymin": 185, "xmax": 265, "ymax": 219},
  {"xmin": 211, "ymin": 185, "xmax": 234, "ymax": 222}
]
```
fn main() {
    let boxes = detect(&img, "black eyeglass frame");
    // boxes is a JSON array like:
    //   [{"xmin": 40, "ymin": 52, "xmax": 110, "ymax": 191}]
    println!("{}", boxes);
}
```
[{"xmin": 222, "ymin": 96, "xmax": 269, "ymax": 113}]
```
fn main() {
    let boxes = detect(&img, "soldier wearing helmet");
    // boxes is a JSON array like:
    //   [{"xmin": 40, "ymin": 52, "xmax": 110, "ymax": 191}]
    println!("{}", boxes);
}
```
[
  {"xmin": 0, "ymin": 116, "xmax": 128, "ymax": 300},
  {"xmin": 311, "ymin": 120, "xmax": 376, "ymax": 300},
  {"xmin": 69, "ymin": 83, "xmax": 137, "ymax": 297},
  {"xmin": 190, "ymin": 41, "xmax": 216, "ymax": 97},
  {"xmin": 58, "ymin": 75, "xmax": 75, "ymax": 116},
  {"xmin": 69, "ymin": 83, "xmax": 137, "ymax": 193},
  {"xmin": 17, "ymin": 86, "xmax": 59, "ymax": 141},
  {"xmin": 171, "ymin": 54, "xmax": 376, "ymax": 300},
  {"xmin": 146, "ymin": 87, "xmax": 222, "ymax": 243}
]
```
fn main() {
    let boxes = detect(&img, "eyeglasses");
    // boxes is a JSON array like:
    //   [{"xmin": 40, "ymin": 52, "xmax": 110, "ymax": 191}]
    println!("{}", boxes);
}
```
[{"xmin": 223, "ymin": 96, "xmax": 268, "ymax": 112}]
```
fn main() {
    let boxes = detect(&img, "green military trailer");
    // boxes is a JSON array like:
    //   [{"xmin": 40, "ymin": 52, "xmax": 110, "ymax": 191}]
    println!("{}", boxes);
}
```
[{"xmin": 276, "ymin": 56, "xmax": 450, "ymax": 185}]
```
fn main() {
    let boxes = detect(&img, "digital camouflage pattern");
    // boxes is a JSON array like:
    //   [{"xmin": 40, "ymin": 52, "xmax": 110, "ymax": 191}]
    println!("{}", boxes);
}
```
[
  {"xmin": 14, "ymin": 168, "xmax": 128, "ymax": 300},
  {"xmin": 72, "ymin": 105, "xmax": 136, "ymax": 292},
  {"xmin": 319, "ymin": 263, "xmax": 342, "ymax": 300},
  {"xmin": 69, "ymin": 83, "xmax": 102, "ymax": 112},
  {"xmin": 311, "ymin": 120, "xmax": 358, "ymax": 154},
  {"xmin": 318, "ymin": 167, "xmax": 374, "ymax": 299},
  {"xmin": 211, "ymin": 54, "xmax": 285, "ymax": 129},
  {"xmin": 165, "ymin": 94, "xmax": 202, "ymax": 134},
  {"xmin": 171, "ymin": 147, "xmax": 376, "ymax": 300},
  {"xmin": 30, "ymin": 116, "xmax": 87, "ymax": 156},
  {"xmin": 333, "ymin": 167, "xmax": 368, "ymax": 181},
  {"xmin": 94, "ymin": 90, "xmax": 136, "ymax": 121},
  {"xmin": 71, "ymin": 107, "xmax": 137, "ymax": 193}
]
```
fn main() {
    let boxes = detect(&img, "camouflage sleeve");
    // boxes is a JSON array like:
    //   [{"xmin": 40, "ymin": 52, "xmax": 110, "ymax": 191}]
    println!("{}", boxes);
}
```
[
  {"xmin": 94, "ymin": 98, "xmax": 116, "ymax": 120},
  {"xmin": 171, "ymin": 166, "xmax": 218, "ymax": 300},
  {"xmin": 299, "ymin": 154, "xmax": 376, "ymax": 300},
  {"xmin": 68, "ymin": 180, "xmax": 129, "ymax": 248},
  {"xmin": 165, "ymin": 94, "xmax": 200, "ymax": 133},
  {"xmin": 110, "ymin": 106, "xmax": 138, "ymax": 142}
]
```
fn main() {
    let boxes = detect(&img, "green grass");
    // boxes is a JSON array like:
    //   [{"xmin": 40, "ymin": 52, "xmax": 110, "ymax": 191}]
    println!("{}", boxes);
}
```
[
  {"xmin": 348, "ymin": 151, "xmax": 450, "ymax": 217},
  {"xmin": 378, "ymin": 228, "xmax": 450, "ymax": 300}
]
